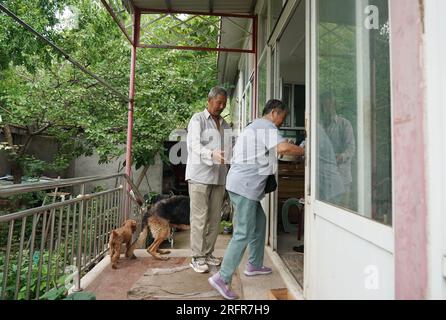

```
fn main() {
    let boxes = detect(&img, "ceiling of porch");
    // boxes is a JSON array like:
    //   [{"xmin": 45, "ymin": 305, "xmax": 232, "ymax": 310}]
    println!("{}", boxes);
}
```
[
  {"xmin": 104, "ymin": 0, "xmax": 256, "ymax": 51},
  {"xmin": 103, "ymin": 1, "xmax": 256, "ymax": 95},
  {"xmin": 126, "ymin": 0, "xmax": 258, "ymax": 14}
]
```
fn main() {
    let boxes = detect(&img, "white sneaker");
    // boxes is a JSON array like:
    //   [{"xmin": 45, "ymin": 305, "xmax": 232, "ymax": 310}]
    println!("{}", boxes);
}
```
[
  {"xmin": 190, "ymin": 257, "xmax": 209, "ymax": 273},
  {"xmin": 205, "ymin": 254, "xmax": 222, "ymax": 266}
]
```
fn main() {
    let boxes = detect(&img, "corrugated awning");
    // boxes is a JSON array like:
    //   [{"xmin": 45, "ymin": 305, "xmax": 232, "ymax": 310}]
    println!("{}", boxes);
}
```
[
  {"xmin": 102, "ymin": 0, "xmax": 257, "ymax": 96},
  {"xmin": 103, "ymin": 0, "xmax": 256, "ymax": 53},
  {"xmin": 127, "ymin": 0, "xmax": 257, "ymax": 15}
]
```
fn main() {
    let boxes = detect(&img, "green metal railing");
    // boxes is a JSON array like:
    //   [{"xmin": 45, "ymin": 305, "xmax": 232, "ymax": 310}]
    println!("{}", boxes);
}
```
[{"xmin": 0, "ymin": 174, "xmax": 144, "ymax": 300}]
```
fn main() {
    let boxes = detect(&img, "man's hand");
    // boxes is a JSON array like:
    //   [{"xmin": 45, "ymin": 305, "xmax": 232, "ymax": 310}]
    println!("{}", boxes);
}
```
[
  {"xmin": 336, "ymin": 153, "xmax": 346, "ymax": 164},
  {"xmin": 212, "ymin": 150, "xmax": 227, "ymax": 164},
  {"xmin": 277, "ymin": 142, "xmax": 305, "ymax": 157}
]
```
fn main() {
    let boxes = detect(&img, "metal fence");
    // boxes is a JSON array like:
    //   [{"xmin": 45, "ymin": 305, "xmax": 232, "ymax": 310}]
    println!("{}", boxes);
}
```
[{"xmin": 0, "ymin": 174, "xmax": 144, "ymax": 300}]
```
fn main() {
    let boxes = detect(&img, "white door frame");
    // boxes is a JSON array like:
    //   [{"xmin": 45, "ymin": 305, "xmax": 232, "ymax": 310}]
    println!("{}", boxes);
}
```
[
  {"xmin": 271, "ymin": 41, "xmax": 281, "ymax": 251},
  {"xmin": 265, "ymin": 0, "xmax": 301, "ymax": 251},
  {"xmin": 424, "ymin": 0, "xmax": 446, "ymax": 299},
  {"xmin": 303, "ymin": 0, "xmax": 314, "ymax": 298}
]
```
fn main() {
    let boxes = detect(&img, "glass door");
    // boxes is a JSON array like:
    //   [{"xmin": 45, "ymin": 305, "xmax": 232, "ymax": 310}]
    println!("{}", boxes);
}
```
[{"xmin": 306, "ymin": 0, "xmax": 394, "ymax": 299}]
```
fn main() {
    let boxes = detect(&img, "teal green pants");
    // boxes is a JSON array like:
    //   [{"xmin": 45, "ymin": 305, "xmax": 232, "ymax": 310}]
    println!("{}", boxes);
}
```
[{"xmin": 220, "ymin": 191, "xmax": 267, "ymax": 284}]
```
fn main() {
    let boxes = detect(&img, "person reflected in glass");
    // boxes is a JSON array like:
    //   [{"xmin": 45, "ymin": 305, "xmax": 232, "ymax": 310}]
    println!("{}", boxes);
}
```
[
  {"xmin": 317, "ymin": 122, "xmax": 345, "ymax": 204},
  {"xmin": 320, "ymin": 91, "xmax": 356, "ymax": 208}
]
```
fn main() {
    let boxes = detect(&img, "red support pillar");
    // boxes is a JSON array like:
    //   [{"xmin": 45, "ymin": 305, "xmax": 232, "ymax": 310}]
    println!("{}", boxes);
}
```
[
  {"xmin": 125, "ymin": 9, "xmax": 141, "ymax": 218},
  {"xmin": 391, "ymin": 0, "xmax": 428, "ymax": 299}
]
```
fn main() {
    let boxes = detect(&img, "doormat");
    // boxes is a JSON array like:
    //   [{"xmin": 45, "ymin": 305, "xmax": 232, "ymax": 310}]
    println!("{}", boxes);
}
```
[
  {"xmin": 280, "ymin": 253, "xmax": 304, "ymax": 287},
  {"xmin": 127, "ymin": 263, "xmax": 242, "ymax": 300}
]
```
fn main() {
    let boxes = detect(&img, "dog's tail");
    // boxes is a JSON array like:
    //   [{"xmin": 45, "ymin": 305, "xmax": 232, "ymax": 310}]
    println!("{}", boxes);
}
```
[
  {"xmin": 109, "ymin": 230, "xmax": 119, "ymax": 256},
  {"xmin": 128, "ymin": 225, "xmax": 149, "ymax": 256}
]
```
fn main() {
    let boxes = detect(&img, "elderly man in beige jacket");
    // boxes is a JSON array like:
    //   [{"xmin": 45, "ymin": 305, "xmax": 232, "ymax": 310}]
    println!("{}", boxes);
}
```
[{"xmin": 185, "ymin": 86, "xmax": 232, "ymax": 273}]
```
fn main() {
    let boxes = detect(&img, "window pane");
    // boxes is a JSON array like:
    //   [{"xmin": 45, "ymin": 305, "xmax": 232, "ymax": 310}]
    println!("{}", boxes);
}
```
[
  {"xmin": 246, "ymin": 84, "xmax": 252, "ymax": 125},
  {"xmin": 257, "ymin": 55, "xmax": 268, "ymax": 116},
  {"xmin": 294, "ymin": 85, "xmax": 305, "ymax": 128},
  {"xmin": 282, "ymin": 84, "xmax": 292, "ymax": 127},
  {"xmin": 316, "ymin": 0, "xmax": 392, "ymax": 226},
  {"xmin": 270, "ymin": 0, "xmax": 284, "ymax": 34},
  {"xmin": 259, "ymin": 4, "xmax": 268, "ymax": 53}
]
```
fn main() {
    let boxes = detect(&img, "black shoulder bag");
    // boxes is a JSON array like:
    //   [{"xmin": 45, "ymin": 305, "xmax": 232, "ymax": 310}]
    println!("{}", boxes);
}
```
[
  {"xmin": 264, "ymin": 174, "xmax": 278, "ymax": 194},
  {"xmin": 264, "ymin": 146, "xmax": 277, "ymax": 194}
]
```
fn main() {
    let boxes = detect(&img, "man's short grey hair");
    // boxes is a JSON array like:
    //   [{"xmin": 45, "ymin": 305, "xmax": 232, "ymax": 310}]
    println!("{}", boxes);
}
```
[
  {"xmin": 208, "ymin": 86, "xmax": 228, "ymax": 99},
  {"xmin": 320, "ymin": 91, "xmax": 335, "ymax": 102}
]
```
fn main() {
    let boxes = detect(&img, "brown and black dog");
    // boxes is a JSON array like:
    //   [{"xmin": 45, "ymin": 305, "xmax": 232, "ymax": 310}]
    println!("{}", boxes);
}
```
[
  {"xmin": 129, "ymin": 195, "xmax": 190, "ymax": 260},
  {"xmin": 109, "ymin": 219, "xmax": 137, "ymax": 269}
]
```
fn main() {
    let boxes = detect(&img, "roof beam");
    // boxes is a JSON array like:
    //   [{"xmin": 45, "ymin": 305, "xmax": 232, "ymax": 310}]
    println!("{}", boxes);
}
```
[
  {"xmin": 140, "ymin": 8, "xmax": 255, "ymax": 19},
  {"xmin": 209, "ymin": 0, "xmax": 214, "ymax": 14},
  {"xmin": 165, "ymin": 0, "xmax": 172, "ymax": 12},
  {"xmin": 139, "ymin": 43, "xmax": 254, "ymax": 54},
  {"xmin": 101, "ymin": 0, "xmax": 133, "ymax": 45}
]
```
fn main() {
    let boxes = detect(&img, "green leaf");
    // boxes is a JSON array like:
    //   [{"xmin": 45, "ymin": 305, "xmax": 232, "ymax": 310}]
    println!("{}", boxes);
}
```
[
  {"xmin": 64, "ymin": 291, "xmax": 96, "ymax": 300},
  {"xmin": 40, "ymin": 286, "xmax": 67, "ymax": 300}
]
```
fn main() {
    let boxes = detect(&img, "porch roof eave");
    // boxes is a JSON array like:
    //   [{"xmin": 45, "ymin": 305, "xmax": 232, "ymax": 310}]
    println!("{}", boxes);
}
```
[
  {"xmin": 102, "ymin": 0, "xmax": 256, "ymax": 53},
  {"xmin": 126, "ymin": 0, "xmax": 257, "ymax": 16},
  {"xmin": 102, "ymin": 0, "xmax": 256, "ymax": 90}
]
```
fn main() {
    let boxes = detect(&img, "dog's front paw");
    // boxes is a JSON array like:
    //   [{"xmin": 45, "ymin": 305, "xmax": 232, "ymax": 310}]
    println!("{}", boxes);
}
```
[
  {"xmin": 149, "ymin": 251, "xmax": 170, "ymax": 261},
  {"xmin": 157, "ymin": 249, "xmax": 171, "ymax": 255}
]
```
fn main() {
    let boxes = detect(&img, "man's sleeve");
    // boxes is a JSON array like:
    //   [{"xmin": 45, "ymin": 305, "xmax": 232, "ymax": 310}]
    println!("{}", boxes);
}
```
[
  {"xmin": 187, "ymin": 116, "xmax": 214, "ymax": 166},
  {"xmin": 342, "ymin": 119, "xmax": 356, "ymax": 161},
  {"xmin": 265, "ymin": 128, "xmax": 286, "ymax": 151}
]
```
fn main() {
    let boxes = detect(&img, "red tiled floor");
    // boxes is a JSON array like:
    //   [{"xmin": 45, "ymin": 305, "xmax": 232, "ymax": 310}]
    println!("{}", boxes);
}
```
[{"xmin": 85, "ymin": 256, "xmax": 188, "ymax": 300}]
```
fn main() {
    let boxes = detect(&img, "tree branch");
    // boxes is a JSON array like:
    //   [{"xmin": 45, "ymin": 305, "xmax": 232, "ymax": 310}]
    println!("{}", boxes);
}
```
[
  {"xmin": 16, "ymin": 123, "xmax": 53, "ymax": 157},
  {"xmin": 16, "ymin": 72, "xmax": 34, "ymax": 83},
  {"xmin": 85, "ymin": 81, "xmax": 100, "ymax": 89},
  {"xmin": 0, "ymin": 105, "xmax": 14, "ymax": 117},
  {"xmin": 19, "ymin": 127, "xmax": 34, "ymax": 157},
  {"xmin": 107, "ymin": 126, "xmax": 126, "ymax": 133},
  {"xmin": 30, "ymin": 122, "xmax": 52, "ymax": 136},
  {"xmin": 136, "ymin": 166, "xmax": 149, "ymax": 189}
]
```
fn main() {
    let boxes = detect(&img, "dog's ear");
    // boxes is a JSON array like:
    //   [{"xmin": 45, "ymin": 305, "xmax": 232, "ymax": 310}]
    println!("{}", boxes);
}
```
[{"xmin": 123, "ymin": 219, "xmax": 133, "ymax": 227}]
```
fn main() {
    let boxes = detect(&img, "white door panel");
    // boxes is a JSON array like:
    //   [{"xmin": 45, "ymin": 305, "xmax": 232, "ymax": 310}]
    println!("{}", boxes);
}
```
[
  {"xmin": 312, "ymin": 215, "xmax": 394, "ymax": 299},
  {"xmin": 314, "ymin": 202, "xmax": 393, "ymax": 253}
]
